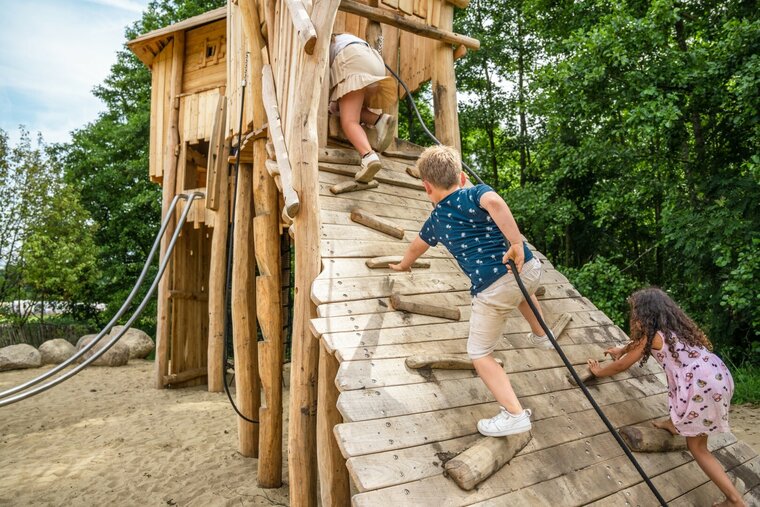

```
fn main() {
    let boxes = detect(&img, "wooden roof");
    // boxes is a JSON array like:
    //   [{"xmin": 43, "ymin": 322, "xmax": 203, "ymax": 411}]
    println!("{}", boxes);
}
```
[
  {"xmin": 310, "ymin": 147, "xmax": 760, "ymax": 505},
  {"xmin": 127, "ymin": 7, "xmax": 227, "ymax": 67}
]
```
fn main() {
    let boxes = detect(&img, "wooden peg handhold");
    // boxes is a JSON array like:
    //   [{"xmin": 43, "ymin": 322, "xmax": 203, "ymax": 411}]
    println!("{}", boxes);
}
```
[
  {"xmin": 534, "ymin": 285, "xmax": 546, "ymax": 297},
  {"xmin": 330, "ymin": 180, "xmax": 379, "ymax": 194},
  {"xmin": 350, "ymin": 208, "xmax": 405, "ymax": 239},
  {"xmin": 445, "ymin": 432, "xmax": 532, "ymax": 491},
  {"xmin": 550, "ymin": 312, "xmax": 572, "ymax": 341},
  {"xmin": 406, "ymin": 354, "xmax": 503, "ymax": 370},
  {"xmin": 406, "ymin": 166, "xmax": 421, "ymax": 179},
  {"xmin": 619, "ymin": 424, "xmax": 687, "ymax": 452},
  {"xmin": 366, "ymin": 256, "xmax": 430, "ymax": 269},
  {"xmin": 389, "ymin": 293, "xmax": 461, "ymax": 320},
  {"xmin": 567, "ymin": 366, "xmax": 598, "ymax": 386}
]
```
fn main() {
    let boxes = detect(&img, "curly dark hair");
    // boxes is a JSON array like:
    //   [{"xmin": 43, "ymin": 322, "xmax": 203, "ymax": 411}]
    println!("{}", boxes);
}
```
[{"xmin": 627, "ymin": 287, "xmax": 712, "ymax": 366}]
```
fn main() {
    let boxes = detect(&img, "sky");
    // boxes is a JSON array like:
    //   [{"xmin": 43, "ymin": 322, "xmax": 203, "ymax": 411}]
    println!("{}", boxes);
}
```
[{"xmin": 0, "ymin": 0, "xmax": 151, "ymax": 146}]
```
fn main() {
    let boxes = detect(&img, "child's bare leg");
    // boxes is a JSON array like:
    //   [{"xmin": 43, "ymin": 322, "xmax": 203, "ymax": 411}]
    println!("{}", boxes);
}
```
[
  {"xmin": 473, "ymin": 355, "xmax": 523, "ymax": 414},
  {"xmin": 652, "ymin": 417, "xmax": 679, "ymax": 436},
  {"xmin": 360, "ymin": 107, "xmax": 380, "ymax": 125},
  {"xmin": 518, "ymin": 294, "xmax": 545, "ymax": 336},
  {"xmin": 686, "ymin": 435, "xmax": 746, "ymax": 506},
  {"xmin": 339, "ymin": 90, "xmax": 372, "ymax": 155}
]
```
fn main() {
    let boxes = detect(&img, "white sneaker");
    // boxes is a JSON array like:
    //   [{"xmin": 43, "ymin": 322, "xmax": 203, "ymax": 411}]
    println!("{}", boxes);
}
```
[
  {"xmin": 355, "ymin": 151, "xmax": 382, "ymax": 182},
  {"xmin": 528, "ymin": 332, "xmax": 553, "ymax": 351},
  {"xmin": 477, "ymin": 407, "xmax": 532, "ymax": 437}
]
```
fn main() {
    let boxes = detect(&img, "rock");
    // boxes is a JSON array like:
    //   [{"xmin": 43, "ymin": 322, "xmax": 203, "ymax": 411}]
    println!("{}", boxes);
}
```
[
  {"xmin": 39, "ymin": 339, "xmax": 77, "ymax": 365},
  {"xmin": 109, "ymin": 326, "xmax": 154, "ymax": 359},
  {"xmin": 0, "ymin": 344, "xmax": 42, "ymax": 371},
  {"xmin": 77, "ymin": 335, "xmax": 129, "ymax": 367}
]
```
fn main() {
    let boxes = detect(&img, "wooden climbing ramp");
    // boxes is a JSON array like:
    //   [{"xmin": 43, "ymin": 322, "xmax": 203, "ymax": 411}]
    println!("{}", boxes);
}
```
[{"xmin": 310, "ymin": 147, "xmax": 760, "ymax": 506}]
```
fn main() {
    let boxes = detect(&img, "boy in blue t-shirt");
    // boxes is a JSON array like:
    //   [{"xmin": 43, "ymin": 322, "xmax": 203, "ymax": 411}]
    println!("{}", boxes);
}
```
[{"xmin": 390, "ymin": 145, "xmax": 551, "ymax": 437}]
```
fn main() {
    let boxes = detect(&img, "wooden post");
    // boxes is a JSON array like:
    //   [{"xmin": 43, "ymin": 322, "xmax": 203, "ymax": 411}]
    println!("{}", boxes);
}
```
[
  {"xmin": 287, "ymin": 0, "xmax": 341, "ymax": 504},
  {"xmin": 317, "ymin": 342, "xmax": 350, "ymax": 505},
  {"xmin": 231, "ymin": 162, "xmax": 260, "ymax": 457},
  {"xmin": 431, "ymin": 3, "xmax": 460, "ymax": 152},
  {"xmin": 206, "ymin": 133, "xmax": 230, "ymax": 393},
  {"xmin": 155, "ymin": 33, "xmax": 185, "ymax": 389},
  {"xmin": 240, "ymin": 0, "xmax": 285, "ymax": 487}
]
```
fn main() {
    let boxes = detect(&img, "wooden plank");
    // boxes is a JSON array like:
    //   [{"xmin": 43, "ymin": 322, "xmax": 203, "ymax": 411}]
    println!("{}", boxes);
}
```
[
  {"xmin": 336, "ymin": 393, "xmax": 668, "ymax": 459},
  {"xmin": 320, "ymin": 238, "xmax": 451, "ymax": 259},
  {"xmin": 405, "ymin": 354, "xmax": 501, "ymax": 370},
  {"xmin": 205, "ymin": 95, "xmax": 227, "ymax": 211},
  {"xmin": 319, "ymin": 162, "xmax": 424, "ymax": 191},
  {"xmin": 320, "ymin": 181, "xmax": 432, "ymax": 210},
  {"xmin": 320, "ymin": 194, "xmax": 431, "ymax": 221},
  {"xmin": 321, "ymin": 222, "xmax": 420, "ymax": 242},
  {"xmin": 351, "ymin": 208, "xmax": 406, "ymax": 239},
  {"xmin": 337, "ymin": 369, "xmax": 666, "ymax": 422},
  {"xmin": 284, "ymin": 0, "xmax": 318, "ymax": 54},
  {"xmin": 389, "ymin": 293, "xmax": 460, "ymax": 320},
  {"xmin": 334, "ymin": 326, "xmax": 628, "ymax": 362},
  {"xmin": 399, "ymin": 0, "xmax": 414, "ymax": 14},
  {"xmin": 318, "ymin": 310, "xmax": 613, "ymax": 351},
  {"xmin": 314, "ymin": 284, "xmax": 588, "ymax": 317},
  {"xmin": 334, "ymin": 345, "xmax": 657, "ymax": 392},
  {"xmin": 329, "ymin": 180, "xmax": 379, "ymax": 194},
  {"xmin": 164, "ymin": 366, "xmax": 207, "ymax": 385},
  {"xmin": 319, "ymin": 171, "xmax": 429, "ymax": 203},
  {"xmin": 352, "ymin": 433, "xmax": 737, "ymax": 506},
  {"xmin": 444, "ymin": 432, "xmax": 532, "ymax": 491}
]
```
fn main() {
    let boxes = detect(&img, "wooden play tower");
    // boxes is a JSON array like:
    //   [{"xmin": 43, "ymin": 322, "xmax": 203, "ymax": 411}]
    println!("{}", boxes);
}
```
[{"xmin": 128, "ymin": 1, "xmax": 760, "ymax": 506}]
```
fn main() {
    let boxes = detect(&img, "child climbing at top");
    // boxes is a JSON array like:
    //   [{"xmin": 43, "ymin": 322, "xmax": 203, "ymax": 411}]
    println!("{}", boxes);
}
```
[
  {"xmin": 587, "ymin": 287, "xmax": 743, "ymax": 507},
  {"xmin": 329, "ymin": 33, "xmax": 397, "ymax": 183},
  {"xmin": 390, "ymin": 145, "xmax": 553, "ymax": 437}
]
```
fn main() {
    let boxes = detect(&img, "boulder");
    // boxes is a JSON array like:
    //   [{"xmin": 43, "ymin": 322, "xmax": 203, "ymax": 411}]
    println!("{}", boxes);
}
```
[
  {"xmin": 109, "ymin": 326, "xmax": 154, "ymax": 359},
  {"xmin": 39, "ymin": 339, "xmax": 77, "ymax": 365},
  {"xmin": 0, "ymin": 344, "xmax": 42, "ymax": 371},
  {"xmin": 77, "ymin": 335, "xmax": 129, "ymax": 367}
]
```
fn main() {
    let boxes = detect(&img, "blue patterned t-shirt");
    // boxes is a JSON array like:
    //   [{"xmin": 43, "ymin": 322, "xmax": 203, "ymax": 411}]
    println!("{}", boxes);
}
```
[{"xmin": 419, "ymin": 184, "xmax": 534, "ymax": 295}]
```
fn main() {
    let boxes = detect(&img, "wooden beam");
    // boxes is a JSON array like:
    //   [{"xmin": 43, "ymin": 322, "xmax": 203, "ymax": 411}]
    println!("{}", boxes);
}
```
[
  {"xmin": 619, "ymin": 424, "xmax": 687, "ymax": 452},
  {"xmin": 329, "ymin": 179, "xmax": 379, "ymax": 194},
  {"xmin": 338, "ymin": 0, "xmax": 480, "ymax": 50},
  {"xmin": 231, "ymin": 162, "xmax": 259, "ymax": 457},
  {"xmin": 261, "ymin": 63, "xmax": 301, "ymax": 218},
  {"xmin": 444, "ymin": 432, "xmax": 532, "ymax": 490},
  {"xmin": 168, "ymin": 289, "xmax": 209, "ymax": 301},
  {"xmin": 285, "ymin": 0, "xmax": 318, "ymax": 54},
  {"xmin": 206, "ymin": 138, "xmax": 230, "ymax": 393},
  {"xmin": 366, "ymin": 256, "xmax": 430, "ymax": 269},
  {"xmin": 389, "ymin": 293, "xmax": 461, "ymax": 320},
  {"xmin": 155, "ymin": 33, "xmax": 184, "ymax": 389},
  {"xmin": 317, "ymin": 342, "xmax": 350, "ymax": 505},
  {"xmin": 405, "ymin": 354, "xmax": 503, "ymax": 370},
  {"xmin": 287, "ymin": 0, "xmax": 341, "ymax": 502},
  {"xmin": 164, "ymin": 367, "xmax": 207, "ymax": 386},
  {"xmin": 550, "ymin": 312, "xmax": 573, "ymax": 340},
  {"xmin": 350, "ymin": 208, "xmax": 405, "ymax": 239},
  {"xmin": 431, "ymin": 3, "xmax": 461, "ymax": 151},
  {"xmin": 205, "ymin": 95, "xmax": 227, "ymax": 211}
]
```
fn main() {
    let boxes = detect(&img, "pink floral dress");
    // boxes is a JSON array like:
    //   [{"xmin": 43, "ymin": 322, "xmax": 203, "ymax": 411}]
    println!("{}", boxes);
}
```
[{"xmin": 652, "ymin": 332, "xmax": 734, "ymax": 436}]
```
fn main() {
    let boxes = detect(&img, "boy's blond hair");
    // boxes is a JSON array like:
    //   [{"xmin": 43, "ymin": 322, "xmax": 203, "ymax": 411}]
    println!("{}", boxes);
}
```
[{"xmin": 416, "ymin": 145, "xmax": 461, "ymax": 189}]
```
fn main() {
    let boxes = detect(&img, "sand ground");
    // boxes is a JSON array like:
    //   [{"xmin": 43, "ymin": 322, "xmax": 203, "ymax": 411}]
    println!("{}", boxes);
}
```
[
  {"xmin": 0, "ymin": 361, "xmax": 289, "ymax": 506},
  {"xmin": 0, "ymin": 361, "xmax": 758, "ymax": 506}
]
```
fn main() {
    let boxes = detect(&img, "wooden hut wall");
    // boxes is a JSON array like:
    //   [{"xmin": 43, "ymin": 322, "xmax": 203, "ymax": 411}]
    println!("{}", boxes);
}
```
[
  {"xmin": 180, "ymin": 88, "xmax": 222, "ymax": 145},
  {"xmin": 149, "ymin": 41, "xmax": 174, "ymax": 183},
  {"xmin": 183, "ymin": 19, "xmax": 227, "ymax": 94}
]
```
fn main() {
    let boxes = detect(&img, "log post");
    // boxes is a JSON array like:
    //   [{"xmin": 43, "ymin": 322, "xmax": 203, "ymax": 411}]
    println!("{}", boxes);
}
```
[
  {"xmin": 317, "ymin": 342, "xmax": 350, "ymax": 505},
  {"xmin": 431, "ymin": 4, "xmax": 460, "ymax": 151},
  {"xmin": 231, "ymin": 161, "xmax": 260, "ymax": 457},
  {"xmin": 240, "ymin": 0, "xmax": 285, "ymax": 487},
  {"xmin": 207, "ymin": 110, "xmax": 230, "ymax": 393},
  {"xmin": 287, "ymin": 0, "xmax": 341, "ymax": 503},
  {"xmin": 155, "ymin": 33, "xmax": 185, "ymax": 389}
]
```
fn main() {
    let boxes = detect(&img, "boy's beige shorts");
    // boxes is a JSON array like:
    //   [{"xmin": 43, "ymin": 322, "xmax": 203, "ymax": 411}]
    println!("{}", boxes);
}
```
[{"xmin": 467, "ymin": 257, "xmax": 543, "ymax": 359}]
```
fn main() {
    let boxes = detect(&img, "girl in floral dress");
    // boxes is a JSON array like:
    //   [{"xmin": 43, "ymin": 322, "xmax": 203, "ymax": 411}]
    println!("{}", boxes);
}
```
[{"xmin": 587, "ymin": 287, "xmax": 744, "ymax": 507}]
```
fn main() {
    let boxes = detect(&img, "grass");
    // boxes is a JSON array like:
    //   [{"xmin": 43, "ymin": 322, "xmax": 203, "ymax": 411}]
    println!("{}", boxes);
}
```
[{"xmin": 729, "ymin": 363, "xmax": 760, "ymax": 405}]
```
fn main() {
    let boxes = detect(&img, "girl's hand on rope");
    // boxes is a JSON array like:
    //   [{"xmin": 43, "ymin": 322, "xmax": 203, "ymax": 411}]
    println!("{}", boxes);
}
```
[{"xmin": 503, "ymin": 243, "xmax": 525, "ymax": 274}]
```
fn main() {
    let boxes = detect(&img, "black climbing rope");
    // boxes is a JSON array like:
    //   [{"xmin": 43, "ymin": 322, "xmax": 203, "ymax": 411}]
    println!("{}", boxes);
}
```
[
  {"xmin": 384, "ymin": 62, "xmax": 667, "ymax": 506},
  {"xmin": 223, "ymin": 51, "xmax": 259, "ymax": 425}
]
